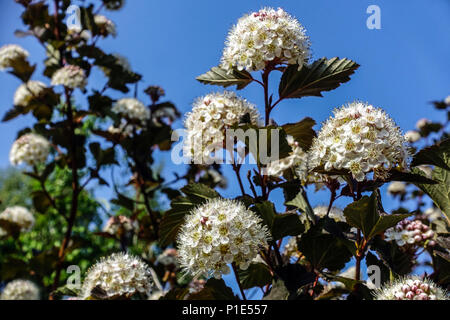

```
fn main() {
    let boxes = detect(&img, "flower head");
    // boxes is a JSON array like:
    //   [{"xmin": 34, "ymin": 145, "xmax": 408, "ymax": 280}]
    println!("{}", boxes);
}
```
[
  {"xmin": 14, "ymin": 80, "xmax": 47, "ymax": 107},
  {"xmin": 308, "ymin": 101, "xmax": 409, "ymax": 182},
  {"xmin": 384, "ymin": 219, "xmax": 435, "ymax": 248},
  {"xmin": 177, "ymin": 198, "xmax": 270, "ymax": 279},
  {"xmin": 9, "ymin": 133, "xmax": 51, "ymax": 167},
  {"xmin": 80, "ymin": 252, "xmax": 153, "ymax": 299},
  {"xmin": 416, "ymin": 118, "xmax": 431, "ymax": 131},
  {"xmin": 111, "ymin": 98, "xmax": 150, "ymax": 126},
  {"xmin": 404, "ymin": 130, "xmax": 421, "ymax": 143},
  {"xmin": 0, "ymin": 206, "xmax": 35, "ymax": 232},
  {"xmin": 0, "ymin": 279, "xmax": 40, "ymax": 300},
  {"xmin": 387, "ymin": 181, "xmax": 407, "ymax": 196},
  {"xmin": 183, "ymin": 91, "xmax": 260, "ymax": 163},
  {"xmin": 51, "ymin": 65, "xmax": 87, "ymax": 89},
  {"xmin": 221, "ymin": 7, "xmax": 310, "ymax": 72},
  {"xmin": 374, "ymin": 276, "xmax": 448, "ymax": 300},
  {"xmin": 0, "ymin": 44, "xmax": 29, "ymax": 70},
  {"xmin": 313, "ymin": 205, "xmax": 346, "ymax": 223},
  {"xmin": 94, "ymin": 15, "xmax": 117, "ymax": 37}
]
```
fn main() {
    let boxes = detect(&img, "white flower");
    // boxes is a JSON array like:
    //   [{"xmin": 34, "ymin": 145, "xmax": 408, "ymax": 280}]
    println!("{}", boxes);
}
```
[
  {"xmin": 313, "ymin": 205, "xmax": 346, "ymax": 223},
  {"xmin": 0, "ymin": 279, "xmax": 40, "ymax": 300},
  {"xmin": 221, "ymin": 7, "xmax": 310, "ymax": 72},
  {"xmin": 266, "ymin": 135, "xmax": 308, "ymax": 177},
  {"xmin": 183, "ymin": 91, "xmax": 261, "ymax": 163},
  {"xmin": 0, "ymin": 206, "xmax": 35, "ymax": 232},
  {"xmin": 94, "ymin": 15, "xmax": 117, "ymax": 37},
  {"xmin": 177, "ymin": 198, "xmax": 270, "ymax": 279},
  {"xmin": 375, "ymin": 276, "xmax": 448, "ymax": 300},
  {"xmin": 308, "ymin": 101, "xmax": 409, "ymax": 182},
  {"xmin": 387, "ymin": 181, "xmax": 406, "ymax": 196},
  {"xmin": 80, "ymin": 252, "xmax": 153, "ymax": 299},
  {"xmin": 384, "ymin": 219, "xmax": 435, "ymax": 248},
  {"xmin": 416, "ymin": 118, "xmax": 431, "ymax": 130},
  {"xmin": 51, "ymin": 65, "xmax": 87, "ymax": 89},
  {"xmin": 283, "ymin": 236, "xmax": 301, "ymax": 259},
  {"xmin": 404, "ymin": 130, "xmax": 421, "ymax": 143},
  {"xmin": 111, "ymin": 98, "xmax": 150, "ymax": 131},
  {"xmin": 13, "ymin": 80, "xmax": 47, "ymax": 107},
  {"xmin": 445, "ymin": 95, "xmax": 450, "ymax": 106},
  {"xmin": 424, "ymin": 207, "xmax": 443, "ymax": 222},
  {"xmin": 9, "ymin": 133, "xmax": 51, "ymax": 167},
  {"xmin": 0, "ymin": 44, "xmax": 29, "ymax": 70}
]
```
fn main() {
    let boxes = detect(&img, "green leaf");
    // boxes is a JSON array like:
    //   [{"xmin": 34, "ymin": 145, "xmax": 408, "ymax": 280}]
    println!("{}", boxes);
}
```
[
  {"xmin": 238, "ymin": 263, "xmax": 272, "ymax": 289},
  {"xmin": 371, "ymin": 236, "xmax": 414, "ymax": 276},
  {"xmin": 196, "ymin": 66, "xmax": 253, "ymax": 90},
  {"xmin": 188, "ymin": 278, "xmax": 238, "ymax": 300},
  {"xmin": 278, "ymin": 57, "xmax": 359, "ymax": 99},
  {"xmin": 180, "ymin": 183, "xmax": 220, "ymax": 203},
  {"xmin": 252, "ymin": 201, "xmax": 303, "ymax": 240},
  {"xmin": 272, "ymin": 213, "xmax": 304, "ymax": 240},
  {"xmin": 411, "ymin": 139, "xmax": 450, "ymax": 170},
  {"xmin": 413, "ymin": 166, "xmax": 450, "ymax": 224},
  {"xmin": 343, "ymin": 192, "xmax": 411, "ymax": 240},
  {"xmin": 282, "ymin": 117, "xmax": 316, "ymax": 150},
  {"xmin": 263, "ymin": 279, "xmax": 290, "ymax": 300},
  {"xmin": 285, "ymin": 188, "xmax": 316, "ymax": 223},
  {"xmin": 298, "ymin": 229, "xmax": 353, "ymax": 271},
  {"xmin": 32, "ymin": 190, "xmax": 52, "ymax": 213}
]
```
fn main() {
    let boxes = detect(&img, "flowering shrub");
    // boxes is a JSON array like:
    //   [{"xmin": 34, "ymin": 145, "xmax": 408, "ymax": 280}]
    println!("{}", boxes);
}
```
[{"xmin": 0, "ymin": 2, "xmax": 449, "ymax": 302}]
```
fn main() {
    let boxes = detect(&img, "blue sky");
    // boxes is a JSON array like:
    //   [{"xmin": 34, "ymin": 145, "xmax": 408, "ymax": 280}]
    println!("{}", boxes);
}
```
[{"xmin": 1, "ymin": 0, "xmax": 449, "ymax": 298}]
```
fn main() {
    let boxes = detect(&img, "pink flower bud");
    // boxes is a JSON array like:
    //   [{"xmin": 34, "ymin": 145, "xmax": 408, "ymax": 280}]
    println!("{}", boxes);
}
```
[
  {"xmin": 420, "ymin": 283, "xmax": 429, "ymax": 292},
  {"xmin": 405, "ymin": 291, "xmax": 415, "ymax": 299}
]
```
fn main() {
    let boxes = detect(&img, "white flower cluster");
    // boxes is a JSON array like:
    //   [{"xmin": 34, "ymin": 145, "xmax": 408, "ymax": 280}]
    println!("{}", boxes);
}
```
[
  {"xmin": 266, "ymin": 135, "xmax": 308, "ymax": 177},
  {"xmin": 313, "ymin": 205, "xmax": 346, "ymax": 223},
  {"xmin": 0, "ymin": 279, "xmax": 40, "ymax": 300},
  {"xmin": 308, "ymin": 102, "xmax": 409, "ymax": 182},
  {"xmin": 177, "ymin": 198, "xmax": 270, "ymax": 279},
  {"xmin": 51, "ymin": 65, "xmax": 87, "ymax": 89},
  {"xmin": 112, "ymin": 98, "xmax": 150, "ymax": 125},
  {"xmin": 445, "ymin": 95, "xmax": 450, "ymax": 106},
  {"xmin": 0, "ymin": 206, "xmax": 35, "ymax": 232},
  {"xmin": 416, "ymin": 118, "xmax": 431, "ymax": 131},
  {"xmin": 80, "ymin": 252, "xmax": 153, "ymax": 299},
  {"xmin": 94, "ymin": 15, "xmax": 117, "ymax": 37},
  {"xmin": 221, "ymin": 7, "xmax": 310, "ymax": 72},
  {"xmin": 109, "ymin": 98, "xmax": 150, "ymax": 135},
  {"xmin": 423, "ymin": 207, "xmax": 443, "ymax": 222},
  {"xmin": 9, "ymin": 133, "xmax": 51, "ymax": 167},
  {"xmin": 404, "ymin": 130, "xmax": 421, "ymax": 143},
  {"xmin": 387, "ymin": 181, "xmax": 406, "ymax": 196},
  {"xmin": 103, "ymin": 215, "xmax": 137, "ymax": 236},
  {"xmin": 385, "ymin": 219, "xmax": 435, "ymax": 247},
  {"xmin": 0, "ymin": 44, "xmax": 29, "ymax": 70},
  {"xmin": 375, "ymin": 277, "xmax": 448, "ymax": 300},
  {"xmin": 156, "ymin": 248, "xmax": 179, "ymax": 267},
  {"xmin": 184, "ymin": 91, "xmax": 260, "ymax": 163},
  {"xmin": 283, "ymin": 236, "xmax": 301, "ymax": 259},
  {"xmin": 14, "ymin": 80, "xmax": 47, "ymax": 107}
]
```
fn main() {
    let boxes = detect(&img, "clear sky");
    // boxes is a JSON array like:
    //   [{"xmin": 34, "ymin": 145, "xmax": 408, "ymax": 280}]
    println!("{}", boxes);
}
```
[{"xmin": 1, "ymin": 0, "xmax": 449, "ymax": 298}]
